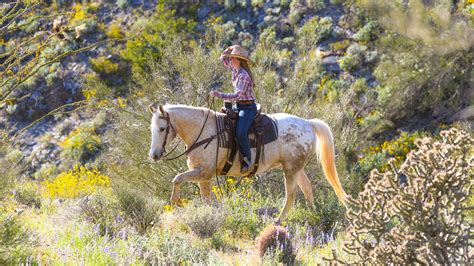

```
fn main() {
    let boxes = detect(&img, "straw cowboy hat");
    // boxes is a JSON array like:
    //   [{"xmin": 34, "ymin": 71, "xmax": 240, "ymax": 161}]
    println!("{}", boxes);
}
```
[{"xmin": 224, "ymin": 45, "xmax": 254, "ymax": 64}]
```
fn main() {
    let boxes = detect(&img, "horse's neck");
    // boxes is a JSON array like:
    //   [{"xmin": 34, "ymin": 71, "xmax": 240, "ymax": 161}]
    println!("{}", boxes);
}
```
[{"xmin": 169, "ymin": 106, "xmax": 213, "ymax": 146}]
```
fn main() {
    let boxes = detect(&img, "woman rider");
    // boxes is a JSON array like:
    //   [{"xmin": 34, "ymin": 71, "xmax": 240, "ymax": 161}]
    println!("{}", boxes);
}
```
[{"xmin": 210, "ymin": 45, "xmax": 257, "ymax": 174}]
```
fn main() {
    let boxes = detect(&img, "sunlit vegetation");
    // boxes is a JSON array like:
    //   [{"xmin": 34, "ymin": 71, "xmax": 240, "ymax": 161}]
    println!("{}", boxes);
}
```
[{"xmin": 1, "ymin": 0, "xmax": 472, "ymax": 264}]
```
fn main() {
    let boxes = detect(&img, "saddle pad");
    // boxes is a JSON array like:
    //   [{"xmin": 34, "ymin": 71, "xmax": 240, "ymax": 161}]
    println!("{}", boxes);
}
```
[{"xmin": 216, "ymin": 113, "xmax": 279, "ymax": 149}]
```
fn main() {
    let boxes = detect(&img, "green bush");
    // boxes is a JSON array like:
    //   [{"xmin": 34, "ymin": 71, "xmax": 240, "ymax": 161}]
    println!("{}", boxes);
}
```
[
  {"xmin": 90, "ymin": 56, "xmax": 120, "ymax": 75},
  {"xmin": 339, "ymin": 43, "xmax": 367, "ymax": 72},
  {"xmin": 115, "ymin": 187, "xmax": 164, "ymax": 235},
  {"xmin": 0, "ymin": 212, "xmax": 33, "ymax": 264},
  {"xmin": 79, "ymin": 191, "xmax": 124, "ymax": 237},
  {"xmin": 33, "ymin": 163, "xmax": 58, "ymax": 181},
  {"xmin": 307, "ymin": 0, "xmax": 325, "ymax": 10},
  {"xmin": 352, "ymin": 21, "xmax": 378, "ymax": 43},
  {"xmin": 355, "ymin": 131, "xmax": 427, "ymax": 178},
  {"xmin": 0, "ymin": 140, "xmax": 22, "ymax": 199},
  {"xmin": 288, "ymin": 10, "xmax": 302, "ymax": 25},
  {"xmin": 116, "ymin": 0, "xmax": 131, "ymax": 9},
  {"xmin": 296, "ymin": 16, "xmax": 333, "ymax": 52},
  {"xmin": 59, "ymin": 126, "xmax": 102, "ymax": 163},
  {"xmin": 143, "ymin": 229, "xmax": 210, "ymax": 264},
  {"xmin": 222, "ymin": 195, "xmax": 267, "ymax": 239},
  {"xmin": 179, "ymin": 203, "xmax": 226, "ymax": 238},
  {"xmin": 14, "ymin": 183, "xmax": 41, "ymax": 209},
  {"xmin": 120, "ymin": 3, "xmax": 196, "ymax": 73}
]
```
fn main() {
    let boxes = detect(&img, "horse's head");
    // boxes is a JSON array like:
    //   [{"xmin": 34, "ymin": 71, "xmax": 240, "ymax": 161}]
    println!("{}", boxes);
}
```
[{"xmin": 148, "ymin": 104, "xmax": 176, "ymax": 161}]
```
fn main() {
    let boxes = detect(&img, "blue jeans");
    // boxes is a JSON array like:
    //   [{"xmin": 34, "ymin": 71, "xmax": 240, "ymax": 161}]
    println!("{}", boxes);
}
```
[{"xmin": 235, "ymin": 103, "xmax": 257, "ymax": 161}]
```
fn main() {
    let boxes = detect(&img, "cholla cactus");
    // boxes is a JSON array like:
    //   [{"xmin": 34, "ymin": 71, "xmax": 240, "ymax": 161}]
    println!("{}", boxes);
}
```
[{"xmin": 343, "ymin": 128, "xmax": 472, "ymax": 264}]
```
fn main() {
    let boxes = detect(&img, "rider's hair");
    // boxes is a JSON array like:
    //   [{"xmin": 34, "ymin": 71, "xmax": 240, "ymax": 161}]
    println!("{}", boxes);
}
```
[{"xmin": 238, "ymin": 58, "xmax": 254, "ymax": 86}]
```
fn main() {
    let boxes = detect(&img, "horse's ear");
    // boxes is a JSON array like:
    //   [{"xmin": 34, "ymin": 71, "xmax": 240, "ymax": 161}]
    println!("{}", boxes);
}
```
[
  {"xmin": 159, "ymin": 105, "xmax": 165, "ymax": 114},
  {"xmin": 148, "ymin": 104, "xmax": 158, "ymax": 114}
]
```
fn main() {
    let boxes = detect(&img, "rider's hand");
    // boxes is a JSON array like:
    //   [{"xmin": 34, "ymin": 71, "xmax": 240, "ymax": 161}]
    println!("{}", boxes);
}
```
[{"xmin": 209, "ymin": 91, "xmax": 219, "ymax": 97}]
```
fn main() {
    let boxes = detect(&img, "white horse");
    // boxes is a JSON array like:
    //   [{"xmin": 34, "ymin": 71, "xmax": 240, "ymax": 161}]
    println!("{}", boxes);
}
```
[{"xmin": 148, "ymin": 104, "xmax": 346, "ymax": 223}]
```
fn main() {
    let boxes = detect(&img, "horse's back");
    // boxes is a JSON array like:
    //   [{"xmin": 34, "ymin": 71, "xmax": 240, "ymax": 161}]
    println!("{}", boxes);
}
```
[{"xmin": 268, "ymin": 113, "xmax": 317, "ymax": 160}]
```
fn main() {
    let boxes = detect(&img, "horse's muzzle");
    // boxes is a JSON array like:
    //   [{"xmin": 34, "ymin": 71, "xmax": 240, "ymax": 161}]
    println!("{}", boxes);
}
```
[{"xmin": 149, "ymin": 150, "xmax": 162, "ymax": 161}]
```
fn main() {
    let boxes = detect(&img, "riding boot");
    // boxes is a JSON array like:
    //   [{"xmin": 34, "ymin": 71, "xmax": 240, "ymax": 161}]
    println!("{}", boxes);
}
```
[{"xmin": 240, "ymin": 156, "xmax": 252, "ymax": 174}]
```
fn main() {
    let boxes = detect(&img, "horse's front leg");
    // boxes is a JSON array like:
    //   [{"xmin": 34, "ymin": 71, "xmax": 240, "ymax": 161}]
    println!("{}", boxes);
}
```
[{"xmin": 170, "ymin": 167, "xmax": 209, "ymax": 205}]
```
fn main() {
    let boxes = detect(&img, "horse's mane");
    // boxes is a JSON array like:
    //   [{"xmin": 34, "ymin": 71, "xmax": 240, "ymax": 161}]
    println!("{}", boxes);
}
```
[{"xmin": 163, "ymin": 103, "xmax": 212, "ymax": 113}]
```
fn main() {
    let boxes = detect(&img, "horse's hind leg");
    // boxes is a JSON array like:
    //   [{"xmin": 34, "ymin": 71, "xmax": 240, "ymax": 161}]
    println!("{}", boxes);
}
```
[
  {"xmin": 297, "ymin": 170, "xmax": 314, "ymax": 208},
  {"xmin": 275, "ymin": 167, "xmax": 299, "ymax": 224}
]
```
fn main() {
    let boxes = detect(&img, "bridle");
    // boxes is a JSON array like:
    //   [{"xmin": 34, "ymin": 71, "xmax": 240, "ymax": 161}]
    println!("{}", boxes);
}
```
[
  {"xmin": 156, "ymin": 106, "xmax": 216, "ymax": 161},
  {"xmin": 157, "ymin": 111, "xmax": 176, "ymax": 157},
  {"xmin": 153, "ymin": 99, "xmax": 226, "ymax": 197}
]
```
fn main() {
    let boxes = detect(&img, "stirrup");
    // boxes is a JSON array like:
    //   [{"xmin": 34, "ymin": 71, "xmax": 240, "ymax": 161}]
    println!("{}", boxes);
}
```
[{"xmin": 240, "ymin": 157, "xmax": 252, "ymax": 174}]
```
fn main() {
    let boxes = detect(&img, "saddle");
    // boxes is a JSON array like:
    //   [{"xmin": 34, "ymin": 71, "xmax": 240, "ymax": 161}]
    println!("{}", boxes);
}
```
[{"xmin": 217, "ymin": 104, "xmax": 279, "ymax": 176}]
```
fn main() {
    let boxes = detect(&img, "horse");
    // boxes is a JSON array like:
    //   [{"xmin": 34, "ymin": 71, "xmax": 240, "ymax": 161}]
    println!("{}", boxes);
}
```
[{"xmin": 148, "ymin": 103, "xmax": 346, "ymax": 223}]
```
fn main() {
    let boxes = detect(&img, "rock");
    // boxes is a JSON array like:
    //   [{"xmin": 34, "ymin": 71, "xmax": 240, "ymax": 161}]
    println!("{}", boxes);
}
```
[
  {"xmin": 255, "ymin": 207, "xmax": 279, "ymax": 217},
  {"xmin": 197, "ymin": 5, "xmax": 212, "ymax": 19},
  {"xmin": 322, "ymin": 55, "xmax": 341, "ymax": 73},
  {"xmin": 447, "ymin": 106, "xmax": 474, "ymax": 122}
]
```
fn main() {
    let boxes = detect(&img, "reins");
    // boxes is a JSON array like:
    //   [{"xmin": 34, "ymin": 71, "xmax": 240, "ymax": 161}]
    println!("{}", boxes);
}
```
[
  {"xmin": 160, "ymin": 103, "xmax": 213, "ymax": 161},
  {"xmin": 157, "ymin": 96, "xmax": 226, "ymax": 198}
]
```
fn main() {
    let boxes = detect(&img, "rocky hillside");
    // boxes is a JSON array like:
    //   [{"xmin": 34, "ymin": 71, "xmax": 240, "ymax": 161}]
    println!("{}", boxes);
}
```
[{"xmin": 3, "ymin": 1, "xmax": 470, "ymax": 179}]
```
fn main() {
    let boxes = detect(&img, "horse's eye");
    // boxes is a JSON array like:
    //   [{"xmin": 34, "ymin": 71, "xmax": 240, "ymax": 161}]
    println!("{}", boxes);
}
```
[{"xmin": 159, "ymin": 127, "xmax": 166, "ymax": 132}]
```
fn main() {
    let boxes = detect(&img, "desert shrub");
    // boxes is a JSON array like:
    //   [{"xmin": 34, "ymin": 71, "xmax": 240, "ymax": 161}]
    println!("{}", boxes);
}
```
[
  {"xmin": 288, "ymin": 9, "xmax": 302, "ymax": 25},
  {"xmin": 212, "ymin": 20, "xmax": 238, "ymax": 47},
  {"xmin": 222, "ymin": 194, "xmax": 267, "ymax": 238},
  {"xmin": 79, "ymin": 191, "xmax": 124, "ymax": 237},
  {"xmin": 13, "ymin": 183, "xmax": 41, "ymax": 209},
  {"xmin": 0, "ymin": 140, "xmax": 22, "ymax": 198},
  {"xmin": 339, "ymin": 128, "xmax": 472, "ymax": 264},
  {"xmin": 355, "ymin": 0, "xmax": 473, "ymax": 136},
  {"xmin": 143, "ymin": 229, "xmax": 210, "ymax": 264},
  {"xmin": 59, "ymin": 126, "xmax": 102, "ymax": 162},
  {"xmin": 115, "ymin": 187, "xmax": 164, "ymax": 235},
  {"xmin": 296, "ymin": 16, "xmax": 333, "ymax": 52},
  {"xmin": 89, "ymin": 55, "xmax": 128, "ymax": 86},
  {"xmin": 106, "ymin": 22, "xmax": 123, "ymax": 39},
  {"xmin": 224, "ymin": 0, "xmax": 237, "ymax": 10},
  {"xmin": 318, "ymin": 77, "xmax": 351, "ymax": 102},
  {"xmin": 293, "ymin": 49, "xmax": 325, "ymax": 94},
  {"xmin": 42, "ymin": 166, "xmax": 110, "ymax": 199},
  {"xmin": 179, "ymin": 203, "xmax": 226, "ymax": 238},
  {"xmin": 33, "ymin": 163, "xmax": 58, "ymax": 181},
  {"xmin": 352, "ymin": 21, "xmax": 378, "ymax": 43},
  {"xmin": 329, "ymin": 39, "xmax": 351, "ymax": 51},
  {"xmin": 355, "ymin": 130, "xmax": 427, "ymax": 178},
  {"xmin": 307, "ymin": 0, "xmax": 325, "ymax": 10},
  {"xmin": 0, "ymin": 212, "xmax": 33, "ymax": 264},
  {"xmin": 120, "ymin": 3, "xmax": 196, "ymax": 73},
  {"xmin": 116, "ymin": 0, "xmax": 131, "ymax": 9},
  {"xmin": 339, "ymin": 43, "xmax": 367, "ymax": 72},
  {"xmin": 287, "ymin": 205, "xmax": 321, "ymax": 228},
  {"xmin": 90, "ymin": 56, "xmax": 120, "ymax": 75},
  {"xmin": 257, "ymin": 225, "xmax": 295, "ymax": 264}
]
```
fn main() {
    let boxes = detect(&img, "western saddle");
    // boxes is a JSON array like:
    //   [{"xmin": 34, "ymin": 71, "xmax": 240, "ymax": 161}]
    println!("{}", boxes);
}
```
[{"xmin": 217, "ymin": 104, "xmax": 279, "ymax": 176}]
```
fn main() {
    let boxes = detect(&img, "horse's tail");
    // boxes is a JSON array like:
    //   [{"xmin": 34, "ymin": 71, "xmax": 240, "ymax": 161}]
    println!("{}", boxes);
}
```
[{"xmin": 309, "ymin": 119, "xmax": 347, "ymax": 204}]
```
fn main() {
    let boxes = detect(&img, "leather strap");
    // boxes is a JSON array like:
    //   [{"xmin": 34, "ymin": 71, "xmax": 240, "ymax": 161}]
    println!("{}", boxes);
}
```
[{"xmin": 220, "ymin": 120, "xmax": 238, "ymax": 175}]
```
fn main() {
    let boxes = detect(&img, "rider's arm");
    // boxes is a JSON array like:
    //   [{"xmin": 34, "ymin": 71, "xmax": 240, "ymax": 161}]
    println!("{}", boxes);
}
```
[
  {"xmin": 216, "ymin": 71, "xmax": 254, "ymax": 101},
  {"xmin": 220, "ymin": 46, "xmax": 235, "ymax": 70}
]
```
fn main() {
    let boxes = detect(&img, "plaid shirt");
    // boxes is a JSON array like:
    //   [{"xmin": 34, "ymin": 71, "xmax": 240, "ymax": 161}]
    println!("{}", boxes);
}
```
[{"xmin": 217, "ymin": 55, "xmax": 256, "ymax": 101}]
